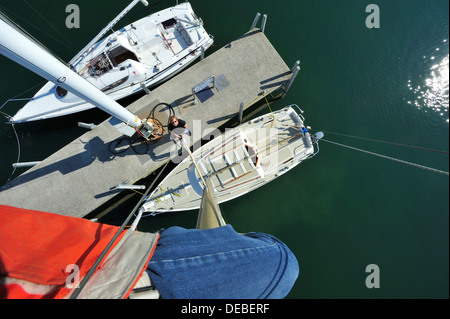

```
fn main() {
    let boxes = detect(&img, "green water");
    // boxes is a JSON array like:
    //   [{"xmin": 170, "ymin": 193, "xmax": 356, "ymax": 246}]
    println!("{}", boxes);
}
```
[{"xmin": 0, "ymin": 0, "xmax": 448, "ymax": 299}]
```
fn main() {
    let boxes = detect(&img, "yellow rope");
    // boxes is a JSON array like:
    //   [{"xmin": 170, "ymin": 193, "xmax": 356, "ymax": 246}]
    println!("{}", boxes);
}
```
[
  {"xmin": 263, "ymin": 93, "xmax": 273, "ymax": 113},
  {"xmin": 263, "ymin": 93, "xmax": 275, "ymax": 128},
  {"xmin": 131, "ymin": 189, "xmax": 145, "ymax": 196}
]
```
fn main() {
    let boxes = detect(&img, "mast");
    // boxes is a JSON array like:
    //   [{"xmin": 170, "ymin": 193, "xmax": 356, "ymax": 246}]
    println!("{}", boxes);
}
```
[{"xmin": 0, "ymin": 12, "xmax": 146, "ymax": 133}]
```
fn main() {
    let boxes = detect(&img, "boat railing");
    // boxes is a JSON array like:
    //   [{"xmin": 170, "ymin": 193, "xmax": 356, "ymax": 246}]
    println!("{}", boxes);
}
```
[
  {"xmin": 0, "ymin": 98, "xmax": 32, "ymax": 122},
  {"xmin": 300, "ymin": 132, "xmax": 322, "ymax": 160},
  {"xmin": 287, "ymin": 103, "xmax": 306, "ymax": 122}
]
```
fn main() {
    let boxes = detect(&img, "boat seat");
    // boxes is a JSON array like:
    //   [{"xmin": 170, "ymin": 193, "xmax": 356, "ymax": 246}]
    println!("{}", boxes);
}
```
[{"xmin": 175, "ymin": 21, "xmax": 193, "ymax": 46}]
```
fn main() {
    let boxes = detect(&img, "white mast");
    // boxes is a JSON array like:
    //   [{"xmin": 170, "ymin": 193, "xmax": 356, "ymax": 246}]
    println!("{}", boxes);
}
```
[{"xmin": 0, "ymin": 11, "xmax": 146, "ymax": 132}]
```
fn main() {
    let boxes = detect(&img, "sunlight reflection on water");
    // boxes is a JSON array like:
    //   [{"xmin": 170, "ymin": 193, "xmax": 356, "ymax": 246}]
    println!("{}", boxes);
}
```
[{"xmin": 407, "ymin": 40, "xmax": 449, "ymax": 123}]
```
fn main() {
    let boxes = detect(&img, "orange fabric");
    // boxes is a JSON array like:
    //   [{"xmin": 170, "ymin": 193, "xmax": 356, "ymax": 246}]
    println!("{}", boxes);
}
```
[{"xmin": 0, "ymin": 205, "xmax": 123, "ymax": 287}]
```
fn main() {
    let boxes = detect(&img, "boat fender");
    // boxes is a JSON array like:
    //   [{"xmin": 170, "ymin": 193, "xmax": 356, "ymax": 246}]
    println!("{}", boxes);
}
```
[{"xmin": 311, "ymin": 131, "xmax": 324, "ymax": 142}]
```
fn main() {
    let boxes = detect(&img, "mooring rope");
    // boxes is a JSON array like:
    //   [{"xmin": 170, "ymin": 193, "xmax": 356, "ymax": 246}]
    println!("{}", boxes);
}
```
[
  {"xmin": 1, "ymin": 123, "xmax": 21, "ymax": 187},
  {"xmin": 321, "ymin": 138, "xmax": 449, "ymax": 177},
  {"xmin": 320, "ymin": 130, "xmax": 449, "ymax": 155}
]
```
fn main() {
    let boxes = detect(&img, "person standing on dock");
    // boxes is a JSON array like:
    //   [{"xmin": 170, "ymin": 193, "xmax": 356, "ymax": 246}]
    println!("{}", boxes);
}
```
[{"xmin": 168, "ymin": 115, "xmax": 191, "ymax": 140}]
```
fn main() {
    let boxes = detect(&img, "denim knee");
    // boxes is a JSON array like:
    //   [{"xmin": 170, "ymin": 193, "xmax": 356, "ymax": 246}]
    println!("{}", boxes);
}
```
[{"xmin": 146, "ymin": 226, "xmax": 299, "ymax": 299}]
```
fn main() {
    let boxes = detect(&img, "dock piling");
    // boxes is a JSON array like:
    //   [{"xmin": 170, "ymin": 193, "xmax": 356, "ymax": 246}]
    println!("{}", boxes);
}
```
[
  {"xmin": 281, "ymin": 60, "xmax": 301, "ymax": 98},
  {"xmin": 250, "ymin": 12, "xmax": 261, "ymax": 30},
  {"xmin": 238, "ymin": 102, "xmax": 244, "ymax": 124},
  {"xmin": 250, "ymin": 12, "xmax": 267, "ymax": 33},
  {"xmin": 261, "ymin": 14, "xmax": 267, "ymax": 33},
  {"xmin": 140, "ymin": 82, "xmax": 151, "ymax": 94}
]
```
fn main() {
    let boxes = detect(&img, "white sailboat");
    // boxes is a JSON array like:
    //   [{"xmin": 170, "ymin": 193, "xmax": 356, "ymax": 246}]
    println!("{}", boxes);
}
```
[
  {"xmin": 139, "ymin": 105, "xmax": 324, "ymax": 215},
  {"xmin": 6, "ymin": 1, "xmax": 213, "ymax": 123},
  {"xmin": 0, "ymin": 1, "xmax": 166, "ymax": 140}
]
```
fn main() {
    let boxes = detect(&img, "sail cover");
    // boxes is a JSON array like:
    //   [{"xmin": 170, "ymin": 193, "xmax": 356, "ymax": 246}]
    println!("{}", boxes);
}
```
[{"xmin": 0, "ymin": 205, "xmax": 158, "ymax": 299}]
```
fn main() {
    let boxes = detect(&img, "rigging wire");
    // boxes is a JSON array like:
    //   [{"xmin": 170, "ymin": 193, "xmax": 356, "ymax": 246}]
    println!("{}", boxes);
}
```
[
  {"xmin": 0, "ymin": 5, "xmax": 76, "ymax": 54},
  {"xmin": 23, "ymin": 0, "xmax": 77, "ymax": 52},
  {"xmin": 320, "ymin": 130, "xmax": 449, "ymax": 155},
  {"xmin": 321, "ymin": 138, "xmax": 449, "ymax": 177}
]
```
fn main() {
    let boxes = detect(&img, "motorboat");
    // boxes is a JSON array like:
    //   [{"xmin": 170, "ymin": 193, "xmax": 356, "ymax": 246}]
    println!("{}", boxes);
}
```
[
  {"xmin": 8, "ymin": 1, "xmax": 213, "ymax": 123},
  {"xmin": 139, "ymin": 105, "xmax": 323, "ymax": 215}
]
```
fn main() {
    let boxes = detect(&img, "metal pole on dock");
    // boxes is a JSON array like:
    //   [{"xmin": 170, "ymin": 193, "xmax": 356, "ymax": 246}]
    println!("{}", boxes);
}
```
[
  {"xmin": 140, "ymin": 82, "xmax": 151, "ymax": 94},
  {"xmin": 12, "ymin": 161, "xmax": 41, "ymax": 168},
  {"xmin": 238, "ymin": 102, "xmax": 244, "ymax": 124},
  {"xmin": 250, "ymin": 13, "xmax": 261, "ymax": 30},
  {"xmin": 78, "ymin": 122, "xmax": 97, "ymax": 130},
  {"xmin": 261, "ymin": 14, "xmax": 267, "ymax": 33},
  {"xmin": 250, "ymin": 12, "xmax": 267, "ymax": 33},
  {"xmin": 282, "ymin": 60, "xmax": 301, "ymax": 98},
  {"xmin": 111, "ymin": 184, "xmax": 146, "ymax": 190}
]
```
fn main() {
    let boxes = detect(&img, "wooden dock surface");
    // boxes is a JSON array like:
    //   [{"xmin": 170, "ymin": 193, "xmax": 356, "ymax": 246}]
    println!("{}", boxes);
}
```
[{"xmin": 0, "ymin": 29, "xmax": 292, "ymax": 218}]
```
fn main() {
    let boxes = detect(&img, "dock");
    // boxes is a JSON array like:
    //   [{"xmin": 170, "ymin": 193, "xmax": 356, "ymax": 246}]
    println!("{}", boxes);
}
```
[{"xmin": 0, "ymin": 28, "xmax": 295, "ymax": 218}]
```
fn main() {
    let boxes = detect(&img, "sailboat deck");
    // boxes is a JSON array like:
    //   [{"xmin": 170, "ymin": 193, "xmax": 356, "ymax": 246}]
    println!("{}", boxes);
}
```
[
  {"xmin": 0, "ymin": 29, "xmax": 293, "ymax": 218},
  {"xmin": 139, "ymin": 106, "xmax": 315, "ymax": 214}
]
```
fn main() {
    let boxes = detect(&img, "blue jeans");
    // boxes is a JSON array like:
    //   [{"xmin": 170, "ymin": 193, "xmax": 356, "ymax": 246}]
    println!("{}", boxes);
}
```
[{"xmin": 146, "ymin": 225, "xmax": 299, "ymax": 299}]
